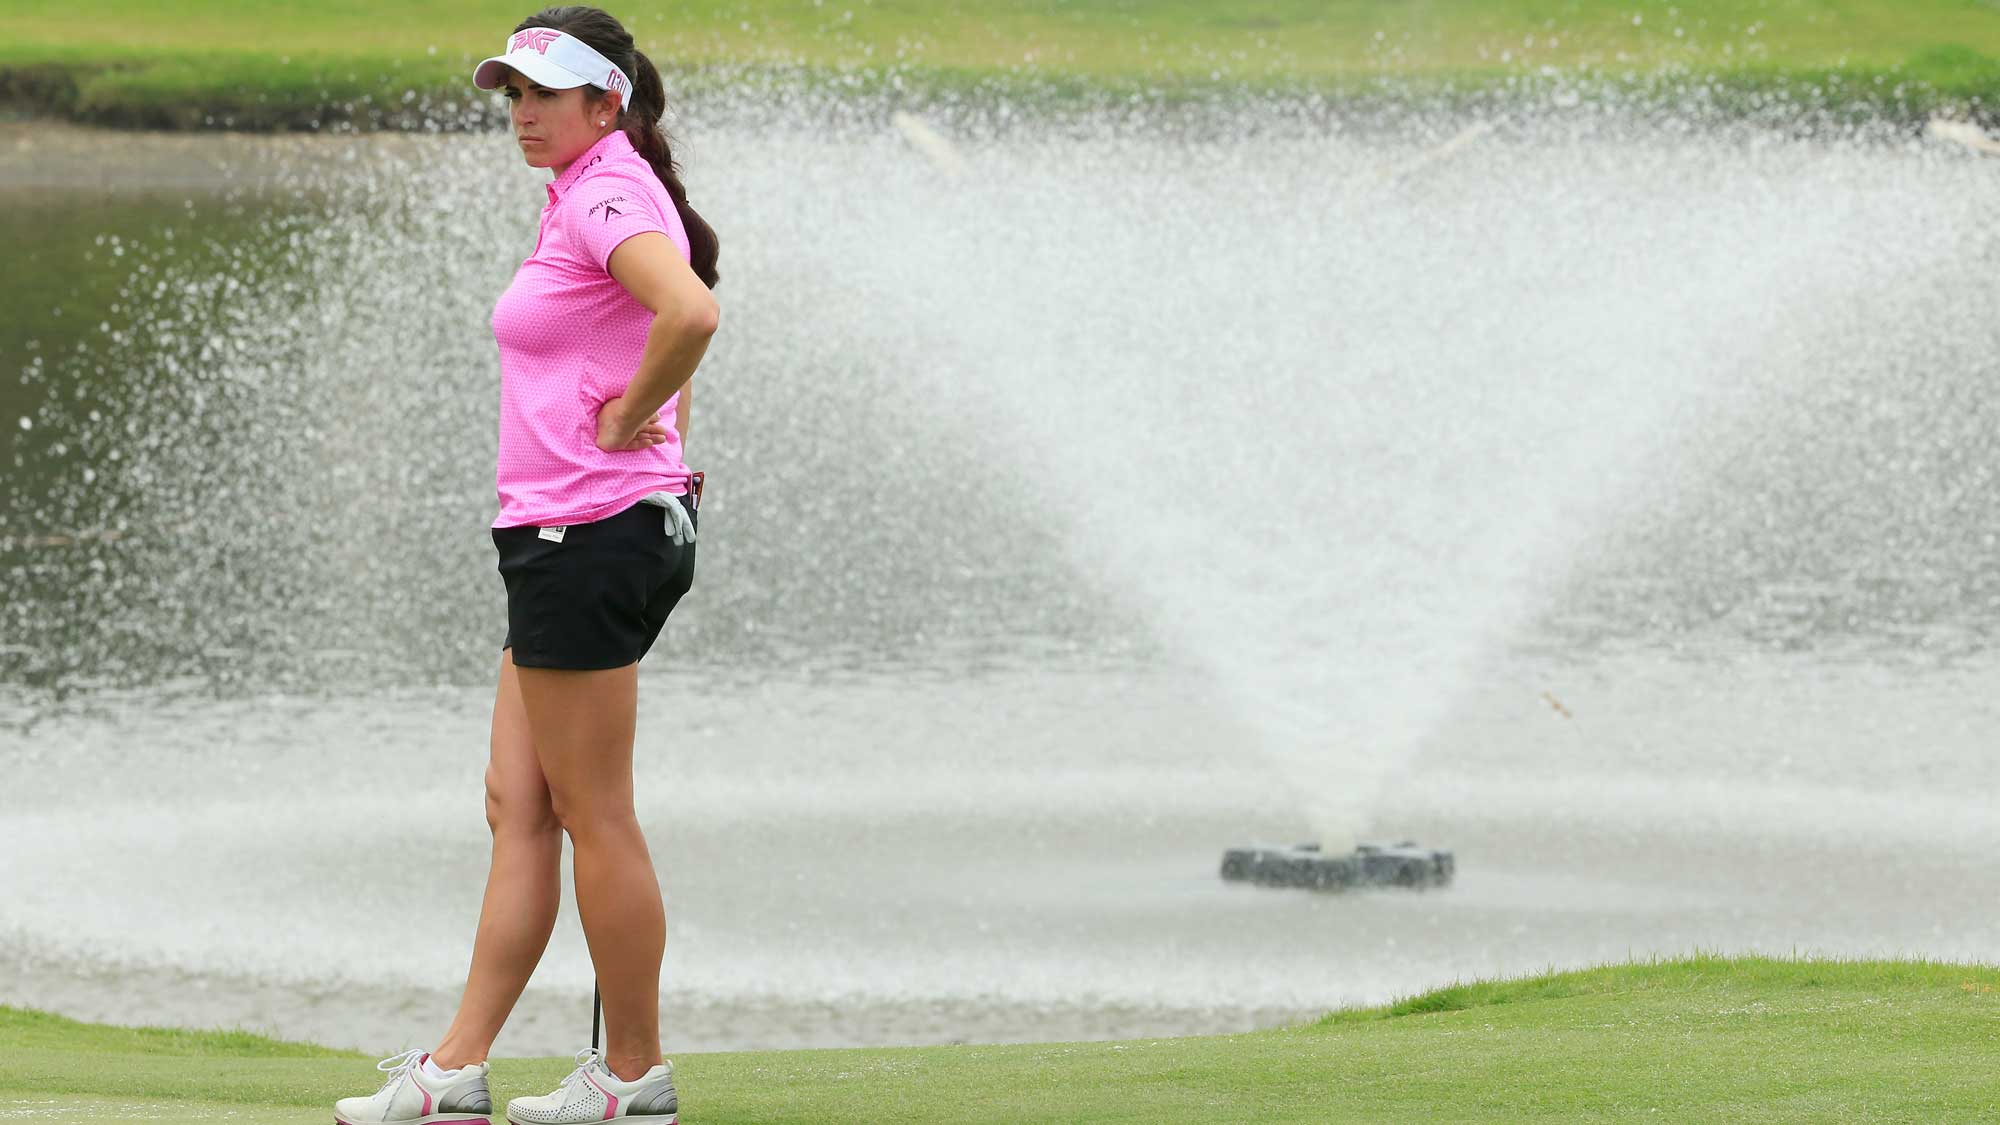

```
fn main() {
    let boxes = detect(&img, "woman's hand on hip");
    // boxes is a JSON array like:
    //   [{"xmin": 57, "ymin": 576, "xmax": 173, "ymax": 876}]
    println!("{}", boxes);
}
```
[{"xmin": 594, "ymin": 395, "xmax": 670, "ymax": 453}]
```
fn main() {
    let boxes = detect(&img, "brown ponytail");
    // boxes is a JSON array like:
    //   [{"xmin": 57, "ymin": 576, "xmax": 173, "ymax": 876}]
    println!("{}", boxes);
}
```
[
  {"xmin": 617, "ymin": 47, "xmax": 719, "ymax": 290},
  {"xmin": 516, "ymin": 6, "xmax": 720, "ymax": 290}
]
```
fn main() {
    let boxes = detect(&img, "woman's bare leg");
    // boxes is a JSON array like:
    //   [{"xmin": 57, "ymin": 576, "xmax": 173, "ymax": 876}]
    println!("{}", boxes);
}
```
[
  {"xmin": 431, "ymin": 647, "xmax": 564, "ymax": 1069},
  {"xmin": 512, "ymin": 659, "xmax": 665, "ymax": 1083}
]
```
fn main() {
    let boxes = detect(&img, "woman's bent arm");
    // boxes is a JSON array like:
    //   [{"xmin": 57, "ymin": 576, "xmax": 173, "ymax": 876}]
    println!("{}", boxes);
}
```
[{"xmin": 604, "ymin": 230, "xmax": 719, "ymax": 439}]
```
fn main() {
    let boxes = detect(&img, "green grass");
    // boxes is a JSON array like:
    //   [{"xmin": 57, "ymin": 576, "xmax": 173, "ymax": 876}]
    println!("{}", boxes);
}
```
[
  {"xmin": 1, "ymin": 1, "xmax": 1998, "ymax": 128},
  {"xmin": 6, "ymin": 954, "xmax": 2000, "ymax": 1122}
]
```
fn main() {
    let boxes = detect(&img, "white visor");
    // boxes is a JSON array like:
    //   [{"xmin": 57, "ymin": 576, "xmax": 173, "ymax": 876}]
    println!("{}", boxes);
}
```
[{"xmin": 472, "ymin": 27, "xmax": 632, "ymax": 103}]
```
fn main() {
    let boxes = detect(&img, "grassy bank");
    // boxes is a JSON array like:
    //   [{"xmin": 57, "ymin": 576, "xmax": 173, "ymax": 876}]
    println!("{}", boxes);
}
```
[
  {"xmin": 2, "ymin": 1, "xmax": 1998, "ymax": 129},
  {"xmin": 5, "ymin": 955, "xmax": 1999, "ymax": 1121}
]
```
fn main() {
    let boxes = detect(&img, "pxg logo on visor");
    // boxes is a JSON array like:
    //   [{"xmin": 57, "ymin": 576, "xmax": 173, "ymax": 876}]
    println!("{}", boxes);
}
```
[
  {"xmin": 473, "ymin": 28, "xmax": 632, "ymax": 98},
  {"xmin": 511, "ymin": 29, "xmax": 562, "ymax": 53}
]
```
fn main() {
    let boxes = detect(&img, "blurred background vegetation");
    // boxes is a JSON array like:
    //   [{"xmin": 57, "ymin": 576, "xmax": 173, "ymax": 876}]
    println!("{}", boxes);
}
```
[{"xmin": 2, "ymin": 0, "xmax": 1997, "ymax": 129}]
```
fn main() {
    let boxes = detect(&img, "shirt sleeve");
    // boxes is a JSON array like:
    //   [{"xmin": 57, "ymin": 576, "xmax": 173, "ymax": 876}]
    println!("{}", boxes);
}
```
[{"xmin": 565, "ymin": 173, "xmax": 675, "ymax": 274}]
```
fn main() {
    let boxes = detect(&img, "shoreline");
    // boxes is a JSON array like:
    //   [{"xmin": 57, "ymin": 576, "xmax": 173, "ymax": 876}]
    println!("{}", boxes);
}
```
[
  {"xmin": 4, "ymin": 53, "xmax": 1997, "ymax": 136},
  {"xmin": 0, "ymin": 935, "xmax": 1323, "ymax": 1056},
  {"xmin": 0, "ymin": 118, "xmax": 446, "ymax": 193},
  {"xmin": 4, "ymin": 86, "xmax": 1992, "ymax": 199}
]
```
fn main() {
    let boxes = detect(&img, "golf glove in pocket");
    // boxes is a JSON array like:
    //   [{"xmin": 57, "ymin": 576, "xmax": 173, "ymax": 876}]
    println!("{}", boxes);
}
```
[{"xmin": 647, "ymin": 490, "xmax": 695, "ymax": 546}]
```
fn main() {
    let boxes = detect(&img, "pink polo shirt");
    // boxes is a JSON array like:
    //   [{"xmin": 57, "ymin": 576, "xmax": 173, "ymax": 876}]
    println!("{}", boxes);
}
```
[{"xmin": 490, "ymin": 127, "xmax": 694, "ymax": 529}]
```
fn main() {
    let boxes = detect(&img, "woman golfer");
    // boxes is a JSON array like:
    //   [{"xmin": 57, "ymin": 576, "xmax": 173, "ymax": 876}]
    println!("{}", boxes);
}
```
[{"xmin": 335, "ymin": 7, "xmax": 718, "ymax": 1124}]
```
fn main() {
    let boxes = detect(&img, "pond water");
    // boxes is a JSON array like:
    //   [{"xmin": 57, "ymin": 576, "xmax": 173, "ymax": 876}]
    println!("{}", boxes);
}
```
[{"xmin": 1, "ymin": 99, "xmax": 1996, "ymax": 1056}]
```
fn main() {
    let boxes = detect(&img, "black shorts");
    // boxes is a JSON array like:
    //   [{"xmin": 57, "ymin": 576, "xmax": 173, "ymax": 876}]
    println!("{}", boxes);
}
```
[{"xmin": 492, "ymin": 496, "xmax": 697, "ymax": 670}]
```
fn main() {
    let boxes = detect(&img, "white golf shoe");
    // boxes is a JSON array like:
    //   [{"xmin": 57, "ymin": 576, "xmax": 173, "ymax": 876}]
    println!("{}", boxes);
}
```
[
  {"xmin": 504, "ymin": 1046, "xmax": 678, "ymax": 1123},
  {"xmin": 333, "ymin": 1047, "xmax": 494, "ymax": 1124}
]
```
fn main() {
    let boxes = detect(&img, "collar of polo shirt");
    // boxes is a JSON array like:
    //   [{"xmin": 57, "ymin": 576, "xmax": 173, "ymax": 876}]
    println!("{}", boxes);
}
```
[
  {"xmin": 543, "ymin": 128, "xmax": 636, "ymax": 206},
  {"xmin": 472, "ymin": 27, "xmax": 632, "ymax": 105}
]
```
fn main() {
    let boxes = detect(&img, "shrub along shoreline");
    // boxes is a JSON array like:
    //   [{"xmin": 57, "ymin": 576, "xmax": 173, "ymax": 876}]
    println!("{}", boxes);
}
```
[{"xmin": 2, "ymin": 24, "xmax": 1997, "ymax": 132}]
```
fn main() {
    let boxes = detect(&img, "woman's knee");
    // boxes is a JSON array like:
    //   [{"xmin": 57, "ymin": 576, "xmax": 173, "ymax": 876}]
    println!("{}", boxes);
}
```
[
  {"xmin": 547, "ymin": 790, "xmax": 641, "ymax": 843},
  {"xmin": 484, "ymin": 764, "xmax": 561, "ymax": 836}
]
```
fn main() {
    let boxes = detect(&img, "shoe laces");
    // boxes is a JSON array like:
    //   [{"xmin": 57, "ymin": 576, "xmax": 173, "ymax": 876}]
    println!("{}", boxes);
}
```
[
  {"xmin": 372, "ymin": 1047, "xmax": 428, "ymax": 1094},
  {"xmin": 557, "ymin": 1045, "xmax": 609, "ymax": 1095}
]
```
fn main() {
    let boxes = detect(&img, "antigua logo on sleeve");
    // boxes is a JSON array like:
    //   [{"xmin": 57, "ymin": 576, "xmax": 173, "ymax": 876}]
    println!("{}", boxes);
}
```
[{"xmin": 588, "ymin": 195, "xmax": 632, "ymax": 222}]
